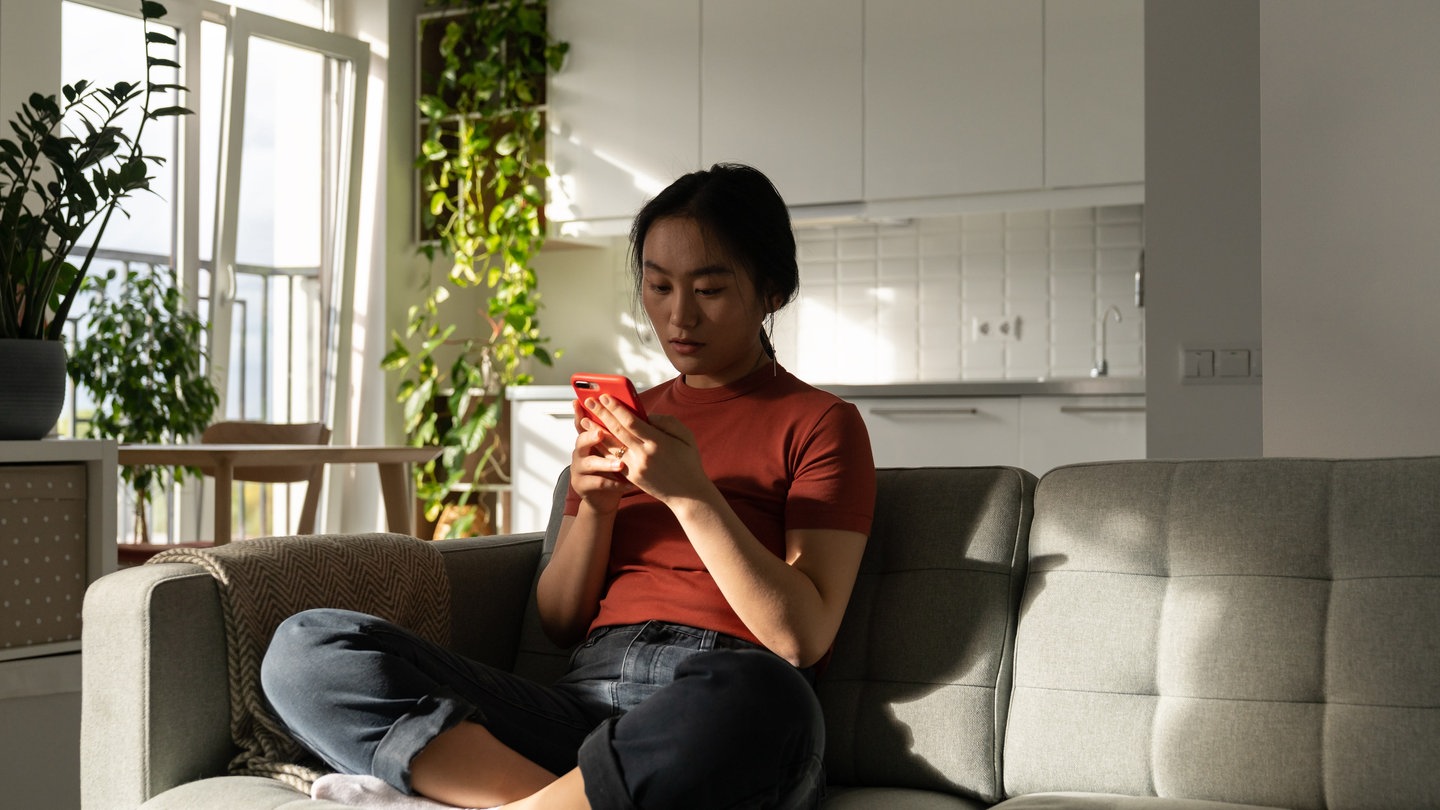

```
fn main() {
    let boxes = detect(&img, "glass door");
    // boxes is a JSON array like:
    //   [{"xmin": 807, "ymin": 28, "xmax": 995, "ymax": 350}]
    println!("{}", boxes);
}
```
[{"xmin": 201, "ymin": 9, "xmax": 368, "ymax": 537}]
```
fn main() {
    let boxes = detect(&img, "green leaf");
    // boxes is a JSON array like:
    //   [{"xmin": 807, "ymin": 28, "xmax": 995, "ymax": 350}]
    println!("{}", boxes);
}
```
[{"xmin": 147, "ymin": 105, "xmax": 193, "ymax": 119}]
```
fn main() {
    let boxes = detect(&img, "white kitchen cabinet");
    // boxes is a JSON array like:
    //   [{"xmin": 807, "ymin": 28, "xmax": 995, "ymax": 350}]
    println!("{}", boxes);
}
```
[
  {"xmin": 864, "ymin": 0, "xmax": 1044, "ymax": 201},
  {"xmin": 852, "ymin": 397, "xmax": 1022, "ymax": 468},
  {"xmin": 1044, "ymin": 0, "xmax": 1145, "ymax": 188},
  {"xmin": 547, "ymin": 0, "xmax": 1141, "ymax": 224},
  {"xmin": 1019, "ymin": 395, "xmax": 1145, "ymax": 475},
  {"xmin": 547, "ymin": 0, "xmax": 701, "ymax": 225},
  {"xmin": 700, "ymin": 0, "xmax": 863, "ymax": 205},
  {"xmin": 509, "ymin": 395, "xmax": 578, "ymax": 533}
]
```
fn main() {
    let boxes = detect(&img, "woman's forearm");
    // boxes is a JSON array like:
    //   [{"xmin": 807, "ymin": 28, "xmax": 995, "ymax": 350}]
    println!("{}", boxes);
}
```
[
  {"xmin": 665, "ymin": 490, "xmax": 839, "ymax": 668},
  {"xmin": 535, "ymin": 508, "xmax": 615, "ymax": 647}
]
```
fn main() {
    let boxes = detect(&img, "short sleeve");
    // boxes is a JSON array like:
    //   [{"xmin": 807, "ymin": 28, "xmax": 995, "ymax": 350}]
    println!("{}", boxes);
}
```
[{"xmin": 785, "ymin": 401, "xmax": 876, "ymax": 535}]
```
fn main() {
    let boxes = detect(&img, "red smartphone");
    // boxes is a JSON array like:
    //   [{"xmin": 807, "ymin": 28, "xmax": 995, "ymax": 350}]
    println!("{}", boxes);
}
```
[{"xmin": 570, "ymin": 372, "xmax": 649, "ymax": 428}]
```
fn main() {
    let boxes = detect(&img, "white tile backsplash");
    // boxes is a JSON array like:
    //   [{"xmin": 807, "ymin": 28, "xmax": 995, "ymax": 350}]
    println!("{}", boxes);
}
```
[{"xmin": 777, "ymin": 204, "xmax": 1146, "ymax": 382}]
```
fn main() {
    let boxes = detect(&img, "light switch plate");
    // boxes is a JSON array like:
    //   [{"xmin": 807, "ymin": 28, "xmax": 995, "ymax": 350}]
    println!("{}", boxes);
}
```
[
  {"xmin": 1182, "ymin": 345, "xmax": 1261, "ymax": 384},
  {"xmin": 1217, "ymin": 349, "xmax": 1250, "ymax": 377},
  {"xmin": 1183, "ymin": 349, "xmax": 1214, "ymax": 378}
]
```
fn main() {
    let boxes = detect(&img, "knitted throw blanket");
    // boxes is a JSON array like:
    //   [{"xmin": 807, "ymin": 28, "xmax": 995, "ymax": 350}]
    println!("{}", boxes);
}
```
[{"xmin": 150, "ymin": 533, "xmax": 452, "ymax": 793}]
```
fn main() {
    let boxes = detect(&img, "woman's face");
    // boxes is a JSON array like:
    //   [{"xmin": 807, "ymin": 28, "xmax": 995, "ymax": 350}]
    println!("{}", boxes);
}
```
[{"xmin": 641, "ymin": 216, "xmax": 771, "ymax": 389}]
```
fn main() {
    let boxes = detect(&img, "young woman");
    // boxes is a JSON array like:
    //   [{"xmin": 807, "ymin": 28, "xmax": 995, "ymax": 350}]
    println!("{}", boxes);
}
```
[{"xmin": 261, "ymin": 164, "xmax": 876, "ymax": 810}]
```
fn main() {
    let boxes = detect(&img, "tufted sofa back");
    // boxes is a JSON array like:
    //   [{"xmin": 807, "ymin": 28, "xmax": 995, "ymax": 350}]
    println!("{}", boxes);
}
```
[
  {"xmin": 512, "ymin": 465, "xmax": 1038, "ymax": 805},
  {"xmin": 818, "ymin": 466, "xmax": 1036, "ymax": 805},
  {"xmin": 1005, "ymin": 457, "xmax": 1440, "ymax": 809}
]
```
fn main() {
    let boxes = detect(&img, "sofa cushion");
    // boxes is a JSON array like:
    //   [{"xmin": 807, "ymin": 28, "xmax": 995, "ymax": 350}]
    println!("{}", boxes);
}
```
[
  {"xmin": 137, "ymin": 776, "xmax": 329, "ymax": 809},
  {"xmin": 822, "ymin": 784, "xmax": 992, "ymax": 809},
  {"xmin": 995, "ymin": 793, "xmax": 1285, "ymax": 810},
  {"xmin": 1005, "ymin": 458, "xmax": 1440, "ymax": 810},
  {"xmin": 821, "ymin": 466, "xmax": 1035, "ymax": 805}
]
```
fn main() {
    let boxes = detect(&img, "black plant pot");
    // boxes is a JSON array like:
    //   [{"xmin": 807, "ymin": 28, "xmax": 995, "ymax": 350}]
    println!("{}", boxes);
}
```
[{"xmin": 0, "ymin": 338, "xmax": 68, "ymax": 440}]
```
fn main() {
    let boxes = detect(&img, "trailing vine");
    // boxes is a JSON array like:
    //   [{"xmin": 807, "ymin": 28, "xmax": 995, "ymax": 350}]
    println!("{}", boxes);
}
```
[{"xmin": 383, "ymin": 0, "xmax": 567, "ymax": 538}]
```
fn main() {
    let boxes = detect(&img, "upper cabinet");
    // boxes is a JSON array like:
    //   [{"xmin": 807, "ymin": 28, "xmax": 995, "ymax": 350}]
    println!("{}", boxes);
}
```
[
  {"xmin": 865, "ymin": 0, "xmax": 1044, "ymax": 201},
  {"xmin": 546, "ymin": 0, "xmax": 1143, "ymax": 230},
  {"xmin": 701, "ymin": 0, "xmax": 863, "ymax": 206},
  {"xmin": 546, "ymin": 0, "xmax": 700, "ymax": 225},
  {"xmin": 1044, "ymin": 0, "xmax": 1145, "ymax": 188}
]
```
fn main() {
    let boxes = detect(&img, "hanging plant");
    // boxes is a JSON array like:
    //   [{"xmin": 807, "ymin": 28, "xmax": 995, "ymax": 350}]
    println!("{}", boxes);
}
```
[{"xmin": 382, "ymin": 0, "xmax": 567, "ymax": 538}]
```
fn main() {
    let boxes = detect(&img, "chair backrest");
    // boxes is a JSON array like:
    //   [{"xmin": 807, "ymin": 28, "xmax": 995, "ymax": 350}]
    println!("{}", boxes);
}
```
[
  {"xmin": 1004, "ymin": 457, "xmax": 1440, "ymax": 809},
  {"xmin": 200, "ymin": 420, "xmax": 330, "ymax": 535}
]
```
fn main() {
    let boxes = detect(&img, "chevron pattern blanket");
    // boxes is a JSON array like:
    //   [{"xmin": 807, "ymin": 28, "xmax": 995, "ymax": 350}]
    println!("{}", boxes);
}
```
[{"xmin": 150, "ymin": 532, "xmax": 452, "ymax": 793}]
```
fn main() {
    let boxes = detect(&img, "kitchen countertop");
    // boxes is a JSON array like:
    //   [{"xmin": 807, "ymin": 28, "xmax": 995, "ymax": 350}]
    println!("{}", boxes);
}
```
[{"xmin": 508, "ymin": 377, "xmax": 1145, "ymax": 401}]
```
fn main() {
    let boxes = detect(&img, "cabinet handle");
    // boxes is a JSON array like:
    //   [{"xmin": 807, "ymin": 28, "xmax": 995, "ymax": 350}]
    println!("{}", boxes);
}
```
[
  {"xmin": 870, "ymin": 407, "xmax": 980, "ymax": 417},
  {"xmin": 1059, "ymin": 405, "xmax": 1146, "ymax": 414},
  {"xmin": 547, "ymin": 411, "xmax": 574, "ymax": 419}
]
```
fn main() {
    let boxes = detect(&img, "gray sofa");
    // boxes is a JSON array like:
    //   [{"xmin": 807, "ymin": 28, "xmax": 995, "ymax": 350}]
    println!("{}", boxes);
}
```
[{"xmin": 80, "ymin": 458, "xmax": 1440, "ymax": 809}]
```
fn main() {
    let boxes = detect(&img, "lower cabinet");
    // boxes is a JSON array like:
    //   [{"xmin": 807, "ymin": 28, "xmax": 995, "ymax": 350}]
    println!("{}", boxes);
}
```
[
  {"xmin": 509, "ymin": 390, "xmax": 1146, "ymax": 533},
  {"xmin": 1019, "ymin": 395, "xmax": 1147, "ymax": 474},
  {"xmin": 850, "ymin": 394, "xmax": 1145, "ymax": 475},
  {"xmin": 852, "ymin": 397, "xmax": 1021, "ymax": 468},
  {"xmin": 510, "ymin": 397, "xmax": 580, "ymax": 534}
]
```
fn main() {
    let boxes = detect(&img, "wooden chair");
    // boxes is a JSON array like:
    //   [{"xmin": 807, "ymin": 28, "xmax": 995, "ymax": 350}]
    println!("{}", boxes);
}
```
[{"xmin": 116, "ymin": 421, "xmax": 331, "ymax": 566}]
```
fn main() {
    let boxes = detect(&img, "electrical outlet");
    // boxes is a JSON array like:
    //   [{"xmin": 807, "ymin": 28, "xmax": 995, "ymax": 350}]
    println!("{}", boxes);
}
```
[{"xmin": 971, "ymin": 315, "xmax": 1018, "ymax": 342}]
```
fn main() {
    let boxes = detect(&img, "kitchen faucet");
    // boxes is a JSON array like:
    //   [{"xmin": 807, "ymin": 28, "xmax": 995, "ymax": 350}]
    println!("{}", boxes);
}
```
[{"xmin": 1091, "ymin": 305, "xmax": 1123, "ymax": 378}]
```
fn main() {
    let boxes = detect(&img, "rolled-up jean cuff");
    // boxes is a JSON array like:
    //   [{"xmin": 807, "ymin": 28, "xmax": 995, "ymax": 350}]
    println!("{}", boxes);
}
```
[
  {"xmin": 371, "ymin": 685, "xmax": 484, "ymax": 793},
  {"xmin": 577, "ymin": 718, "xmax": 638, "ymax": 810}
]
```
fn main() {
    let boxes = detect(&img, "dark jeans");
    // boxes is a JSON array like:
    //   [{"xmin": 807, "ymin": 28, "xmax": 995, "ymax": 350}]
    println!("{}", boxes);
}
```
[{"xmin": 260, "ymin": 609, "xmax": 825, "ymax": 809}]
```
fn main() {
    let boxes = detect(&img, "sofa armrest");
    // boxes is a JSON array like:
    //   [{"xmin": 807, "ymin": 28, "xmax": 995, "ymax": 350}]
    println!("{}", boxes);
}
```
[
  {"xmin": 82, "ymin": 563, "xmax": 232, "ymax": 810},
  {"xmin": 434, "ymin": 532, "xmax": 545, "ymax": 669},
  {"xmin": 80, "ymin": 531, "xmax": 546, "ymax": 810}
]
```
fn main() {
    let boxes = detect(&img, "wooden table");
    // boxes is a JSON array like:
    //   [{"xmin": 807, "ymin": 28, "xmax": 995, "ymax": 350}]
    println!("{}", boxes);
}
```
[{"xmin": 117, "ymin": 444, "xmax": 441, "ymax": 545}]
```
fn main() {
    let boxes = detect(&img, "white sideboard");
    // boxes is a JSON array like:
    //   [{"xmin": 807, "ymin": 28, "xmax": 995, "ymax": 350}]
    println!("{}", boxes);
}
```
[{"xmin": 0, "ymin": 438, "xmax": 117, "ymax": 810}]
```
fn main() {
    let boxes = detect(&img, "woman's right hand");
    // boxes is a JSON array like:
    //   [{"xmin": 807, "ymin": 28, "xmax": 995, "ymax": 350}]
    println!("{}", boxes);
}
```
[{"xmin": 568, "ymin": 400, "xmax": 631, "ymax": 513}]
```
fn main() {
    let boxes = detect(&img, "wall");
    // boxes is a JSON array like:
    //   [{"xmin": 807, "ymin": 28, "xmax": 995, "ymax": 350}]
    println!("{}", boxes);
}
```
[
  {"xmin": 1146, "ymin": 0, "xmax": 1440, "ymax": 460},
  {"xmin": 1144, "ymin": 1, "xmax": 1263, "ymax": 459},
  {"xmin": 0, "ymin": 1, "xmax": 60, "ymax": 125},
  {"xmin": 1, "ymin": 10, "xmax": 81, "ymax": 809},
  {"xmin": 1259, "ymin": 1, "xmax": 1440, "ymax": 457}
]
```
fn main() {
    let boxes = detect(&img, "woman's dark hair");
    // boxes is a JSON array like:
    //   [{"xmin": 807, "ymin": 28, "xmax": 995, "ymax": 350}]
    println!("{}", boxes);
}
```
[{"xmin": 629, "ymin": 163, "xmax": 799, "ymax": 314}]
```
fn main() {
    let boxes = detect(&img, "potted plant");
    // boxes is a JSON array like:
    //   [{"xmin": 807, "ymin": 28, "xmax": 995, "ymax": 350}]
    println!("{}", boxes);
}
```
[
  {"xmin": 383, "ymin": 0, "xmax": 567, "ymax": 538},
  {"xmin": 67, "ymin": 265, "xmax": 219, "ymax": 543},
  {"xmin": 0, "ymin": 1, "xmax": 189, "ymax": 440}
]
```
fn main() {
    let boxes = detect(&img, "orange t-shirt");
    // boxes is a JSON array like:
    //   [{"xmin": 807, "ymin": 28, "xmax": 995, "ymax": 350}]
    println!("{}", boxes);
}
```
[{"xmin": 564, "ymin": 365, "xmax": 876, "ymax": 647}]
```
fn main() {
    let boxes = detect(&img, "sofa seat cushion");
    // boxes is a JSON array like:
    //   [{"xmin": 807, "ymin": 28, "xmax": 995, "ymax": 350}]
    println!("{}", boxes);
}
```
[
  {"xmin": 140, "ymin": 776, "xmax": 330, "ymax": 809},
  {"xmin": 823, "ymin": 785, "xmax": 992, "ymax": 809},
  {"xmin": 995, "ymin": 792, "xmax": 1285, "ymax": 810}
]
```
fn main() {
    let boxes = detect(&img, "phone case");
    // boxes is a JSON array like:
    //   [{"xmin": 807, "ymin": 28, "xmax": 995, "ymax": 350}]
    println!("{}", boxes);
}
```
[{"xmin": 570, "ymin": 372, "xmax": 649, "ymax": 424}]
